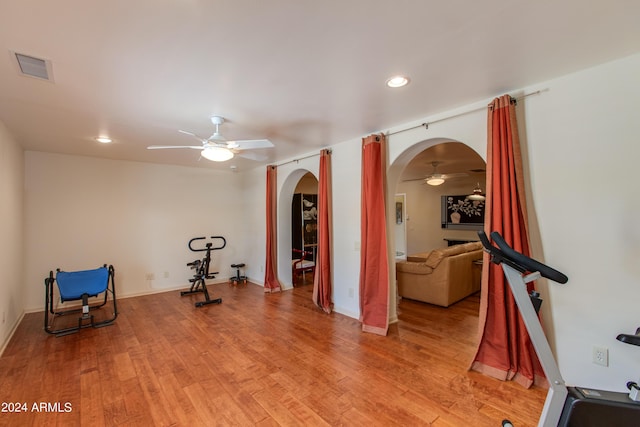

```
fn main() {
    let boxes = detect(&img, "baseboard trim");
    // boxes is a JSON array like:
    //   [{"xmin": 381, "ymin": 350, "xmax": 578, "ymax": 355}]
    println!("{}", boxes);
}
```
[{"xmin": 0, "ymin": 310, "xmax": 25, "ymax": 357}]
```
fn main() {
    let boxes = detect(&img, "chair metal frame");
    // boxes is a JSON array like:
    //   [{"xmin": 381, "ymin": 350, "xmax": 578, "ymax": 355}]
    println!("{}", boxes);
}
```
[{"xmin": 44, "ymin": 264, "xmax": 117, "ymax": 336}]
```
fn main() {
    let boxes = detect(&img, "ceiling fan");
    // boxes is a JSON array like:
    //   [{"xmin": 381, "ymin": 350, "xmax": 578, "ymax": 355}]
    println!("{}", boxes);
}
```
[
  {"xmin": 147, "ymin": 116, "xmax": 273, "ymax": 162},
  {"xmin": 405, "ymin": 161, "xmax": 469, "ymax": 185}
]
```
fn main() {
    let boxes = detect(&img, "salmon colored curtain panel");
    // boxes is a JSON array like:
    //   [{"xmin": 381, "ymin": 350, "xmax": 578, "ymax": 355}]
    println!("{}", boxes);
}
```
[
  {"xmin": 470, "ymin": 95, "xmax": 544, "ymax": 388},
  {"xmin": 264, "ymin": 165, "xmax": 282, "ymax": 293},
  {"xmin": 359, "ymin": 134, "xmax": 389, "ymax": 336},
  {"xmin": 312, "ymin": 149, "xmax": 333, "ymax": 313}
]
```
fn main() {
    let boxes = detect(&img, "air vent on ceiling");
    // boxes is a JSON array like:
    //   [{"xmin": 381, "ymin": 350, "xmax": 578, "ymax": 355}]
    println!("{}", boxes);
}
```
[
  {"xmin": 12, "ymin": 51, "xmax": 53, "ymax": 81},
  {"xmin": 469, "ymin": 168, "xmax": 486, "ymax": 173}
]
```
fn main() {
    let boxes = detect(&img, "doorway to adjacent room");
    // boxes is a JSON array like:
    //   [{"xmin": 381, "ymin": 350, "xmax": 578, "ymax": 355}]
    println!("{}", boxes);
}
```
[{"xmin": 291, "ymin": 172, "xmax": 318, "ymax": 287}]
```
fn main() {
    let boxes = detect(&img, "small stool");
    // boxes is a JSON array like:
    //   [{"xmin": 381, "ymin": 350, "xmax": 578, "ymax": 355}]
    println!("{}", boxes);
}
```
[{"xmin": 229, "ymin": 263, "xmax": 247, "ymax": 286}]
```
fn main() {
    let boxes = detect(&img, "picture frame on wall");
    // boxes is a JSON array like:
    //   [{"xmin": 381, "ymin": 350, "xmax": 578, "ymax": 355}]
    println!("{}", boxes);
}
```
[
  {"xmin": 396, "ymin": 201, "xmax": 403, "ymax": 224},
  {"xmin": 441, "ymin": 195, "xmax": 485, "ymax": 230}
]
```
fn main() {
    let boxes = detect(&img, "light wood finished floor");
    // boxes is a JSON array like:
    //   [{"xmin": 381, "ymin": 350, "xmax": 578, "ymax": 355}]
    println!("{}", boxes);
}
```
[{"xmin": 0, "ymin": 282, "xmax": 546, "ymax": 426}]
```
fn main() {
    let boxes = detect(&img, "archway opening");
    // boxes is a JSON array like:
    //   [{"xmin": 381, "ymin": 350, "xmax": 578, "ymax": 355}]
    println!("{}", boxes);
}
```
[
  {"xmin": 291, "ymin": 172, "xmax": 319, "ymax": 287},
  {"xmin": 396, "ymin": 141, "xmax": 486, "ymax": 255},
  {"xmin": 390, "ymin": 139, "xmax": 486, "ymax": 328}
]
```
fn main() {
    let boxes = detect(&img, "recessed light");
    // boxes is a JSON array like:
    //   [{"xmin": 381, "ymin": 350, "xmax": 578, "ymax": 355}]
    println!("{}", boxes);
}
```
[
  {"xmin": 95, "ymin": 136, "xmax": 112, "ymax": 144},
  {"xmin": 386, "ymin": 75, "xmax": 410, "ymax": 88}
]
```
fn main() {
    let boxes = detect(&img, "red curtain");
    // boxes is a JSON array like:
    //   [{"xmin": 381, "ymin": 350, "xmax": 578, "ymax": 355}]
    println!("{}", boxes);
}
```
[
  {"xmin": 470, "ymin": 95, "xmax": 545, "ymax": 388},
  {"xmin": 312, "ymin": 149, "xmax": 333, "ymax": 313},
  {"xmin": 359, "ymin": 134, "xmax": 389, "ymax": 335},
  {"xmin": 264, "ymin": 165, "xmax": 281, "ymax": 293}
]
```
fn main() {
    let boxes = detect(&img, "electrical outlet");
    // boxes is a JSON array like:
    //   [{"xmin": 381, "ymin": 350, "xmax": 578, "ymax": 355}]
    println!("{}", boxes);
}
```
[
  {"xmin": 348, "ymin": 288, "xmax": 354, "ymax": 298},
  {"xmin": 592, "ymin": 346, "xmax": 609, "ymax": 367},
  {"xmin": 164, "ymin": 271, "xmax": 170, "ymax": 278},
  {"xmin": 145, "ymin": 273, "xmax": 155, "ymax": 280}
]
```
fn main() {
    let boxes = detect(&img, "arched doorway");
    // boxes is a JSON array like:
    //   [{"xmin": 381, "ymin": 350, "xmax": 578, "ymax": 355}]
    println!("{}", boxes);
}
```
[
  {"xmin": 387, "ymin": 138, "xmax": 486, "ymax": 321},
  {"xmin": 276, "ymin": 167, "xmax": 319, "ymax": 289},
  {"xmin": 292, "ymin": 172, "xmax": 319, "ymax": 286},
  {"xmin": 396, "ymin": 141, "xmax": 486, "ymax": 254}
]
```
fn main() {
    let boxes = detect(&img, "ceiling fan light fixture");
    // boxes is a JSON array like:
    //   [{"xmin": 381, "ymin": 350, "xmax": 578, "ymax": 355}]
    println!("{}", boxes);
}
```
[
  {"xmin": 425, "ymin": 175, "xmax": 445, "ymax": 186},
  {"xmin": 95, "ymin": 136, "xmax": 112, "ymax": 143},
  {"xmin": 201, "ymin": 146, "xmax": 234, "ymax": 162}
]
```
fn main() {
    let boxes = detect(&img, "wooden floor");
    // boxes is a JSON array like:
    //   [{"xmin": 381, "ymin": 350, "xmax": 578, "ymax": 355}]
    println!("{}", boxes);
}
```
[{"xmin": 0, "ymin": 282, "xmax": 546, "ymax": 426}]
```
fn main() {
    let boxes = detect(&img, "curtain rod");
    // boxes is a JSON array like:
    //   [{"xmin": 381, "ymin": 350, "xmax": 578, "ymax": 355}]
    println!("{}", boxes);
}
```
[
  {"xmin": 386, "ymin": 90, "xmax": 544, "ymax": 136},
  {"xmin": 274, "ymin": 149, "xmax": 332, "ymax": 168}
]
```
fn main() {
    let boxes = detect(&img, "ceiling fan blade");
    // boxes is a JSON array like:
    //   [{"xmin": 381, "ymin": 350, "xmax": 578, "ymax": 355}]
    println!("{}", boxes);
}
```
[
  {"xmin": 441, "ymin": 172, "xmax": 469, "ymax": 179},
  {"xmin": 230, "ymin": 139, "xmax": 274, "ymax": 150},
  {"xmin": 178, "ymin": 129, "xmax": 199, "ymax": 137},
  {"xmin": 178, "ymin": 129, "xmax": 208, "ymax": 142},
  {"xmin": 147, "ymin": 145, "xmax": 204, "ymax": 150}
]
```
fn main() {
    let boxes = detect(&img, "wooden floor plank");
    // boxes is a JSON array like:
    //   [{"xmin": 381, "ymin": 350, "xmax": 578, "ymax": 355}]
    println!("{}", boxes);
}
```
[{"xmin": 0, "ymin": 283, "xmax": 546, "ymax": 426}]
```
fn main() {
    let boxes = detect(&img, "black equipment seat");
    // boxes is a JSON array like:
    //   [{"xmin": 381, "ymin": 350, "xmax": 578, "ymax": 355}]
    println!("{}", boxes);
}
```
[
  {"xmin": 181, "ymin": 236, "xmax": 226, "ymax": 307},
  {"xmin": 229, "ymin": 263, "xmax": 247, "ymax": 286}
]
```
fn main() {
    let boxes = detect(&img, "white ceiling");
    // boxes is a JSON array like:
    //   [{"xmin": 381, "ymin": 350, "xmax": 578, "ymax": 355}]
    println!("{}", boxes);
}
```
[{"xmin": 1, "ymin": 1, "xmax": 638, "ymax": 172}]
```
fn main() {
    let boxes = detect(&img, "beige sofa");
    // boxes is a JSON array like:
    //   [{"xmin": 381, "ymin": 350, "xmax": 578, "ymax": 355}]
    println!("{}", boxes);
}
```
[{"xmin": 396, "ymin": 241, "xmax": 483, "ymax": 307}]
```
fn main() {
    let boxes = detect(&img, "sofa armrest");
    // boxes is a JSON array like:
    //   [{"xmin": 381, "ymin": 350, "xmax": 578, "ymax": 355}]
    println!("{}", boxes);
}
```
[{"xmin": 396, "ymin": 261, "xmax": 434, "ymax": 275}]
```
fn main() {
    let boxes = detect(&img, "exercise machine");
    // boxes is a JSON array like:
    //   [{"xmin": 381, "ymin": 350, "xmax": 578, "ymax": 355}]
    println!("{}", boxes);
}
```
[
  {"xmin": 44, "ymin": 264, "xmax": 118, "ymax": 336},
  {"xmin": 479, "ymin": 231, "xmax": 640, "ymax": 426},
  {"xmin": 181, "ymin": 236, "xmax": 225, "ymax": 307}
]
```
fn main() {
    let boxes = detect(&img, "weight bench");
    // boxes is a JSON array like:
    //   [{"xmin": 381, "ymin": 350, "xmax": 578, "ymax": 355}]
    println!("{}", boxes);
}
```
[{"xmin": 44, "ymin": 264, "xmax": 118, "ymax": 336}]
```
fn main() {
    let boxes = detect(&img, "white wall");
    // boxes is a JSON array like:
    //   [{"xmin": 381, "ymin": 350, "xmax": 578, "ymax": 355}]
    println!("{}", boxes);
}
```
[
  {"xmin": 521, "ymin": 54, "xmax": 640, "ymax": 392},
  {"xmin": 238, "ymin": 165, "xmax": 268, "ymax": 285},
  {"xmin": 0, "ymin": 121, "xmax": 24, "ymax": 353},
  {"xmin": 23, "ymin": 152, "xmax": 244, "ymax": 311}
]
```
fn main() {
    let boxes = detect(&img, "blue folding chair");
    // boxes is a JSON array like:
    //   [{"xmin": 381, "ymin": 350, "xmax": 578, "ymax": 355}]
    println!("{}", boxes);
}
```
[{"xmin": 44, "ymin": 264, "xmax": 118, "ymax": 336}]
